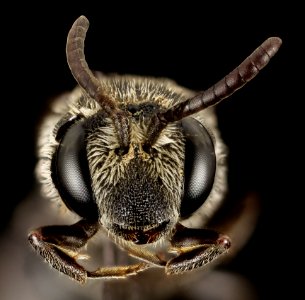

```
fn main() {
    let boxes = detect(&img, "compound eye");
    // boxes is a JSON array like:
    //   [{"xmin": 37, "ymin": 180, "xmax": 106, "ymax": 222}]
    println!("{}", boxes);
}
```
[
  {"xmin": 180, "ymin": 117, "xmax": 216, "ymax": 219},
  {"xmin": 52, "ymin": 120, "xmax": 98, "ymax": 219}
]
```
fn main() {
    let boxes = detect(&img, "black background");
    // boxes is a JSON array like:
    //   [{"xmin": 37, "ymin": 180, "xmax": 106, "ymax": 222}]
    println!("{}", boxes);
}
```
[{"xmin": 1, "ymin": 3, "xmax": 298, "ymax": 300}]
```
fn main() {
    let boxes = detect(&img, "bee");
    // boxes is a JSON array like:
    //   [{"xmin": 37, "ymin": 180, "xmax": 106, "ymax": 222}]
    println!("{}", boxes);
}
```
[{"xmin": 28, "ymin": 15, "xmax": 282, "ymax": 284}]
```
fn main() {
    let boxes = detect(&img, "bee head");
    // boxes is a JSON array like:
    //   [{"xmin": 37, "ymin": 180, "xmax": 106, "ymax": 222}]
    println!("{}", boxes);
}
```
[{"xmin": 50, "ymin": 16, "xmax": 281, "ymax": 245}]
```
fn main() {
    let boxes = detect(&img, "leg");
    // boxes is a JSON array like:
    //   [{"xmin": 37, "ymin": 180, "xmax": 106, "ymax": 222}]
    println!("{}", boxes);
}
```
[
  {"xmin": 165, "ymin": 223, "xmax": 231, "ymax": 275},
  {"xmin": 120, "ymin": 242, "xmax": 167, "ymax": 267},
  {"xmin": 28, "ymin": 219, "xmax": 149, "ymax": 284}
]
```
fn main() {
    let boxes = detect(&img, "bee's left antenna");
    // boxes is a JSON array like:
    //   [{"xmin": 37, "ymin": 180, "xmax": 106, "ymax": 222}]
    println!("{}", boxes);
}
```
[
  {"xmin": 146, "ymin": 36, "xmax": 282, "ymax": 145},
  {"xmin": 66, "ymin": 15, "xmax": 130, "ymax": 148}
]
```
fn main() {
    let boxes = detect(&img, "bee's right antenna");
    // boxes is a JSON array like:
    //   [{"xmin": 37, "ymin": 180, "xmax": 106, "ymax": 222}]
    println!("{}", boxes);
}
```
[
  {"xmin": 66, "ymin": 16, "xmax": 130, "ymax": 148},
  {"xmin": 146, "ymin": 37, "xmax": 282, "ymax": 145}
]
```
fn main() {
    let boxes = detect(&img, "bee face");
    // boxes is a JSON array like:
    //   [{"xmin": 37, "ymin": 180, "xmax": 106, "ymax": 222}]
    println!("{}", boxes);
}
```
[
  {"xmin": 86, "ymin": 80, "xmax": 185, "ymax": 244},
  {"xmin": 29, "ymin": 15, "xmax": 281, "ymax": 283},
  {"xmin": 49, "ymin": 76, "xmax": 217, "ymax": 245}
]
